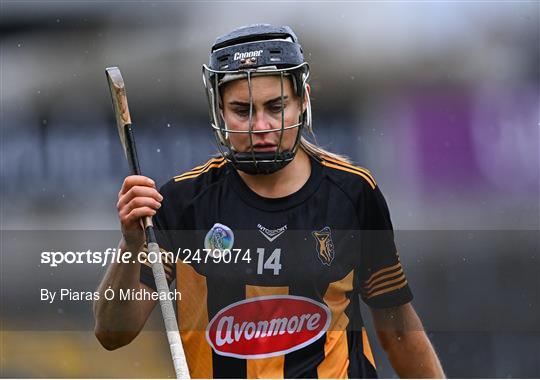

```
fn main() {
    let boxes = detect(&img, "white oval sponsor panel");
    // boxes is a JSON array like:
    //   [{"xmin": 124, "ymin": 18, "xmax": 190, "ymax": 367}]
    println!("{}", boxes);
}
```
[{"xmin": 206, "ymin": 295, "xmax": 331, "ymax": 359}]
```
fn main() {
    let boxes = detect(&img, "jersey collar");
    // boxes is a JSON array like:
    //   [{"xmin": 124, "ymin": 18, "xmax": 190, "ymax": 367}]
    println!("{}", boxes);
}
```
[{"xmin": 228, "ymin": 154, "xmax": 323, "ymax": 212}]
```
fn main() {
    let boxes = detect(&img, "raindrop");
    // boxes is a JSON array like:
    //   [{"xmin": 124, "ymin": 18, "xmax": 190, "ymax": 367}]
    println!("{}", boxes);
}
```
[
  {"xmin": 17, "ymin": 43, "xmax": 22, "ymax": 48},
  {"xmin": 156, "ymin": 148, "xmax": 161, "ymax": 153}
]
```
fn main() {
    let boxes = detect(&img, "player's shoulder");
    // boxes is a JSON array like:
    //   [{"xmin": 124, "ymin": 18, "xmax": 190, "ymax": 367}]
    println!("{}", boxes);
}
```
[
  {"xmin": 160, "ymin": 156, "xmax": 228, "ymax": 198},
  {"xmin": 317, "ymin": 153, "xmax": 378, "ymax": 192}
]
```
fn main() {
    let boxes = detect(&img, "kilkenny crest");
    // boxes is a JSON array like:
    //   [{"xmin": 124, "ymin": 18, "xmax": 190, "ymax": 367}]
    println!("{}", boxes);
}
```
[{"xmin": 311, "ymin": 226, "xmax": 335, "ymax": 266}]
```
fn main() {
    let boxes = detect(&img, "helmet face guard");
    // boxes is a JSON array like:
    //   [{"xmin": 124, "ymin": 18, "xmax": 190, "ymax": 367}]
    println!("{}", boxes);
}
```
[{"xmin": 202, "ymin": 24, "xmax": 312, "ymax": 175}]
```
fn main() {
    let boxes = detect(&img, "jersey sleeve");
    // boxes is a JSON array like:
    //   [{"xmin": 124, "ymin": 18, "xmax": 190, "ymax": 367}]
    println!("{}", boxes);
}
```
[
  {"xmin": 139, "ymin": 183, "xmax": 177, "ymax": 291},
  {"xmin": 358, "ymin": 184, "xmax": 413, "ymax": 308}
]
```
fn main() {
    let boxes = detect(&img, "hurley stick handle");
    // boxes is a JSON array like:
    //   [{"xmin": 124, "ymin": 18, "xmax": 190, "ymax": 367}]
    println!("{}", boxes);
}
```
[{"xmin": 105, "ymin": 66, "xmax": 189, "ymax": 379}]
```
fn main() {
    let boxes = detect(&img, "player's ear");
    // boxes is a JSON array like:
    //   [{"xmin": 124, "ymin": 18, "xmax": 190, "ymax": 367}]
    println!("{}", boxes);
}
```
[{"xmin": 302, "ymin": 84, "xmax": 311, "ymax": 110}]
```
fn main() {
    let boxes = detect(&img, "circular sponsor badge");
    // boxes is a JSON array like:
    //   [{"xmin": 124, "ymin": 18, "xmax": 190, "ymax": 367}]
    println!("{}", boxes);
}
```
[{"xmin": 204, "ymin": 223, "xmax": 234, "ymax": 258}]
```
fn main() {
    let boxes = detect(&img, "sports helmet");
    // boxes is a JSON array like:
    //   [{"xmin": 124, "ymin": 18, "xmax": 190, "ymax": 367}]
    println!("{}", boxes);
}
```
[{"xmin": 202, "ymin": 24, "xmax": 312, "ymax": 175}]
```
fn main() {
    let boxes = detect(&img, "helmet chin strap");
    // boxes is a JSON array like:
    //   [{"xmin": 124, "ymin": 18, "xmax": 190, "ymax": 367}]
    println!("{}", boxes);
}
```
[{"xmin": 226, "ymin": 150, "xmax": 296, "ymax": 175}]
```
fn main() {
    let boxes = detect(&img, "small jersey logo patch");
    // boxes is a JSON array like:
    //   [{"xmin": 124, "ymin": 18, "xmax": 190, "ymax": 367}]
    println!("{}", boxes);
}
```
[
  {"xmin": 257, "ymin": 224, "xmax": 287, "ymax": 242},
  {"xmin": 205, "ymin": 223, "xmax": 234, "ymax": 258},
  {"xmin": 312, "ymin": 226, "xmax": 335, "ymax": 266}
]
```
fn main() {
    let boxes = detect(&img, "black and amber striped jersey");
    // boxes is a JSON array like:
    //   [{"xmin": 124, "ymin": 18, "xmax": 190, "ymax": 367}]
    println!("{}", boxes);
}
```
[{"xmin": 140, "ymin": 154, "xmax": 413, "ymax": 379}]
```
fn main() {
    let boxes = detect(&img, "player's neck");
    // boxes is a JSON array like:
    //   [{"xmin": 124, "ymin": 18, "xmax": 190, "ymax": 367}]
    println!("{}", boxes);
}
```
[{"xmin": 237, "ymin": 148, "xmax": 311, "ymax": 199}]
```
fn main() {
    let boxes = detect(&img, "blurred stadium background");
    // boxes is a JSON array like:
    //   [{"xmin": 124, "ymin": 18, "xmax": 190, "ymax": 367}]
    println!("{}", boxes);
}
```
[{"xmin": 1, "ymin": 1, "xmax": 538, "ymax": 378}]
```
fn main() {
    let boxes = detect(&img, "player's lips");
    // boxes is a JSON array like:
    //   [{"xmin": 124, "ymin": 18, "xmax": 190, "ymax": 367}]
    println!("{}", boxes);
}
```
[{"xmin": 252, "ymin": 143, "xmax": 278, "ymax": 152}]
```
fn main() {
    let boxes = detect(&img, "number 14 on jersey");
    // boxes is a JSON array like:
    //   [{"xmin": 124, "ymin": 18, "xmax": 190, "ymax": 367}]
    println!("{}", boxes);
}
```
[{"xmin": 257, "ymin": 248, "xmax": 282, "ymax": 275}]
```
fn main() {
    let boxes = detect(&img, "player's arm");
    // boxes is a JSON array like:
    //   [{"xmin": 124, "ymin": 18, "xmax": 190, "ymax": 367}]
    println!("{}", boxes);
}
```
[
  {"xmin": 370, "ymin": 302, "xmax": 445, "ymax": 378},
  {"xmin": 93, "ymin": 175, "xmax": 162, "ymax": 350}
]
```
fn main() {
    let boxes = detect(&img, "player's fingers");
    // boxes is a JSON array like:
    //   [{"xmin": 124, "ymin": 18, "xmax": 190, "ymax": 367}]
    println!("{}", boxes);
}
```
[
  {"xmin": 125, "ymin": 207, "xmax": 157, "ymax": 224},
  {"xmin": 118, "ymin": 205, "xmax": 137, "ymax": 226},
  {"xmin": 118, "ymin": 175, "xmax": 156, "ymax": 197},
  {"xmin": 117, "ymin": 186, "xmax": 163, "ymax": 210},
  {"xmin": 119, "ymin": 205, "xmax": 156, "ymax": 228},
  {"xmin": 125, "ymin": 197, "xmax": 161, "ymax": 213},
  {"xmin": 126, "ymin": 186, "xmax": 163, "ymax": 201}
]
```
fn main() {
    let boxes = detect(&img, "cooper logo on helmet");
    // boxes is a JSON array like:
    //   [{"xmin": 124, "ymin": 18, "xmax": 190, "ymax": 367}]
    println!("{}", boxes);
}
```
[
  {"xmin": 206, "ymin": 295, "xmax": 331, "ymax": 359},
  {"xmin": 233, "ymin": 50, "xmax": 263, "ymax": 61}
]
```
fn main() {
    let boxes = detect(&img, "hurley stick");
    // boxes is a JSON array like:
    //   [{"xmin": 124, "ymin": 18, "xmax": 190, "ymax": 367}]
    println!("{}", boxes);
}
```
[{"xmin": 105, "ymin": 66, "xmax": 190, "ymax": 379}]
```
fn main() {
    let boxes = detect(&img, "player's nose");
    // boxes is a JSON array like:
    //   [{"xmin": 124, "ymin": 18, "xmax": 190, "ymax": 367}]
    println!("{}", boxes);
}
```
[{"xmin": 250, "ymin": 112, "xmax": 274, "ymax": 132}]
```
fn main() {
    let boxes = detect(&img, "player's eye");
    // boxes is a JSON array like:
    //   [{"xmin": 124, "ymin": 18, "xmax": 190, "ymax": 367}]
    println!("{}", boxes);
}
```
[
  {"xmin": 268, "ymin": 103, "xmax": 285, "ymax": 114},
  {"xmin": 233, "ymin": 108, "xmax": 250, "ymax": 117}
]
